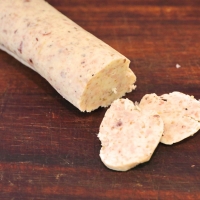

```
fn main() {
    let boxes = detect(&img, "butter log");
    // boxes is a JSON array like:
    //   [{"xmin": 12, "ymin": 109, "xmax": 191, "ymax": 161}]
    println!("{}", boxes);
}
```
[{"xmin": 0, "ymin": 0, "xmax": 136, "ymax": 112}]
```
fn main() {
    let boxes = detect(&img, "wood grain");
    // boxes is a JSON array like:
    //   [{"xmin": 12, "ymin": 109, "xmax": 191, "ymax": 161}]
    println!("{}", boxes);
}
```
[{"xmin": 0, "ymin": 0, "xmax": 200, "ymax": 199}]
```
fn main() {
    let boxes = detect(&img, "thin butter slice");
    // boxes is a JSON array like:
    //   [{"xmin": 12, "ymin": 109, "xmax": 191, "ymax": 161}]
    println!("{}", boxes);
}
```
[
  {"xmin": 98, "ymin": 98, "xmax": 164, "ymax": 171},
  {"xmin": 140, "ymin": 92, "xmax": 200, "ymax": 145}
]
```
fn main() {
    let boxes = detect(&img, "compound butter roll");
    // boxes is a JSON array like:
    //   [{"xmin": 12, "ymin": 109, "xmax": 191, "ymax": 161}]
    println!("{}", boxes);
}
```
[{"xmin": 0, "ymin": 0, "xmax": 136, "ymax": 112}]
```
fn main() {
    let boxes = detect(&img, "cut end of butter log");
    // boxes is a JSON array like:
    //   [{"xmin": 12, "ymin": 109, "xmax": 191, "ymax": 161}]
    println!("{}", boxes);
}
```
[
  {"xmin": 98, "ymin": 98, "xmax": 164, "ymax": 171},
  {"xmin": 0, "ymin": 0, "xmax": 136, "ymax": 112}
]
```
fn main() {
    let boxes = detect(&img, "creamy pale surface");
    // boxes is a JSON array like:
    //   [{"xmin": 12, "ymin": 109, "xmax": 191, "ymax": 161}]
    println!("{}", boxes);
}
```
[
  {"xmin": 98, "ymin": 99, "xmax": 163, "ymax": 171},
  {"xmin": 0, "ymin": 0, "xmax": 136, "ymax": 112},
  {"xmin": 140, "ymin": 92, "xmax": 200, "ymax": 145}
]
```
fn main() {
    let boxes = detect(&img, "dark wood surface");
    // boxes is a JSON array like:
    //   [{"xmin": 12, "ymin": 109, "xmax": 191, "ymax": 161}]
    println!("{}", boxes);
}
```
[{"xmin": 0, "ymin": 0, "xmax": 200, "ymax": 199}]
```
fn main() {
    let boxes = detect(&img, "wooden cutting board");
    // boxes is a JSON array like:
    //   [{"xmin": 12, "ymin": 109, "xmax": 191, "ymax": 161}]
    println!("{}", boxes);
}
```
[{"xmin": 0, "ymin": 0, "xmax": 200, "ymax": 199}]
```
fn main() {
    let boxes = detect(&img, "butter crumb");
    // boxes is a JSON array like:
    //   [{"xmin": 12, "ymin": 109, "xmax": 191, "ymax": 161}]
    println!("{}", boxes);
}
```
[
  {"xmin": 112, "ymin": 88, "xmax": 117, "ymax": 94},
  {"xmin": 176, "ymin": 64, "xmax": 181, "ymax": 69}
]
